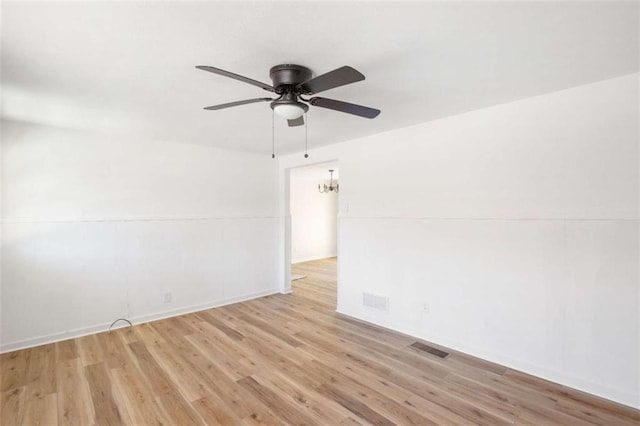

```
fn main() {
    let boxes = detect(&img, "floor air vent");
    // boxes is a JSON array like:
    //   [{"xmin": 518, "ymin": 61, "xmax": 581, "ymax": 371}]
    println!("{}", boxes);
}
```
[{"xmin": 410, "ymin": 342, "xmax": 450, "ymax": 359}]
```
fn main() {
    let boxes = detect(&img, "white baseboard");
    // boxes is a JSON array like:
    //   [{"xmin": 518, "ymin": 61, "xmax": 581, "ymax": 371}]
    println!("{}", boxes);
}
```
[
  {"xmin": 292, "ymin": 254, "xmax": 337, "ymax": 264},
  {"xmin": 336, "ymin": 307, "xmax": 640, "ymax": 410},
  {"xmin": 0, "ymin": 288, "xmax": 280, "ymax": 354}
]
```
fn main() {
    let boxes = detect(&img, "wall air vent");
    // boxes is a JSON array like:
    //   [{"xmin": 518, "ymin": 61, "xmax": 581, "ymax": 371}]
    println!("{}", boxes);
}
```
[{"xmin": 362, "ymin": 292, "xmax": 389, "ymax": 311}]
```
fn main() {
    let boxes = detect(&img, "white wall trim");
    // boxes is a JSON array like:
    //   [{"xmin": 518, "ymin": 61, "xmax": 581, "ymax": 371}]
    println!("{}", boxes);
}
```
[
  {"xmin": 338, "ymin": 216, "xmax": 638, "ymax": 222},
  {"xmin": 292, "ymin": 254, "xmax": 338, "ymax": 265},
  {"xmin": 0, "ymin": 288, "xmax": 279, "ymax": 354},
  {"xmin": 1, "ymin": 216, "xmax": 279, "ymax": 225},
  {"xmin": 336, "ymin": 308, "xmax": 640, "ymax": 409}
]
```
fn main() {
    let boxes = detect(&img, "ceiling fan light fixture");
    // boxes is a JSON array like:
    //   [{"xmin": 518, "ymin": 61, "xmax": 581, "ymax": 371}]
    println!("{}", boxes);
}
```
[{"xmin": 273, "ymin": 103, "xmax": 305, "ymax": 119}]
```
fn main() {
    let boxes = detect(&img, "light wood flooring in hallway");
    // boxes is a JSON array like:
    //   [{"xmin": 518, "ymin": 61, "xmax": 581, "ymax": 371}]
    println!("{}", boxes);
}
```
[{"xmin": 2, "ymin": 257, "xmax": 639, "ymax": 425}]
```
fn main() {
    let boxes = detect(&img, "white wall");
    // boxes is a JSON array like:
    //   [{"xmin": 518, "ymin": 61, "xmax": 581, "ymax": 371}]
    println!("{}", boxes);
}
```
[
  {"xmin": 1, "ymin": 120, "xmax": 279, "ymax": 352},
  {"xmin": 279, "ymin": 73, "xmax": 640, "ymax": 408},
  {"xmin": 290, "ymin": 168, "xmax": 338, "ymax": 264}
]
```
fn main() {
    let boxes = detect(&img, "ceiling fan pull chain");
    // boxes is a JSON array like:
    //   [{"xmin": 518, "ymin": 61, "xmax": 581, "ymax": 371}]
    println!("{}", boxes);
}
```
[
  {"xmin": 304, "ymin": 112, "xmax": 309, "ymax": 159},
  {"xmin": 272, "ymin": 109, "xmax": 275, "ymax": 159}
]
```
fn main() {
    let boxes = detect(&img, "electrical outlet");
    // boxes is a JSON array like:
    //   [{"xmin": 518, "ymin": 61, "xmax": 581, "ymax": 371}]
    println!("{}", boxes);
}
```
[
  {"xmin": 164, "ymin": 292, "xmax": 172, "ymax": 303},
  {"xmin": 422, "ymin": 301, "xmax": 430, "ymax": 313}
]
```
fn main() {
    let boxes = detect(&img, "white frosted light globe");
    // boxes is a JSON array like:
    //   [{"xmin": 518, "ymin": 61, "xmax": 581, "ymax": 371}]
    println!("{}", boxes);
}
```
[{"xmin": 274, "ymin": 104, "xmax": 304, "ymax": 119}]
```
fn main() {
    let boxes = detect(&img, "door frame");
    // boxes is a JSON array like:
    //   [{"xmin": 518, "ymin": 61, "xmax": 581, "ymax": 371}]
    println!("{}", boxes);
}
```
[{"xmin": 282, "ymin": 159, "xmax": 340, "ymax": 299}]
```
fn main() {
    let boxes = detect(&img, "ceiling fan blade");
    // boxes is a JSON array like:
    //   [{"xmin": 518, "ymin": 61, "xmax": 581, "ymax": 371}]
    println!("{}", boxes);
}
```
[
  {"xmin": 287, "ymin": 116, "xmax": 305, "ymax": 127},
  {"xmin": 309, "ymin": 97, "xmax": 380, "ymax": 119},
  {"xmin": 204, "ymin": 98, "xmax": 273, "ymax": 110},
  {"xmin": 297, "ymin": 66, "xmax": 365, "ymax": 95},
  {"xmin": 196, "ymin": 66, "xmax": 275, "ymax": 92}
]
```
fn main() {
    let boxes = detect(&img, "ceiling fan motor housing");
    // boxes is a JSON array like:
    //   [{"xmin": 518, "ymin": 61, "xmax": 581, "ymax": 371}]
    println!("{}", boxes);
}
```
[
  {"xmin": 270, "ymin": 91, "xmax": 309, "ymax": 113},
  {"xmin": 269, "ymin": 64, "xmax": 312, "ymax": 93}
]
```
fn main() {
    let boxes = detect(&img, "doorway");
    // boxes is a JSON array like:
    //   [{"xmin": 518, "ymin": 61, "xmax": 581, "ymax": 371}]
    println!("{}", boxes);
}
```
[{"xmin": 287, "ymin": 162, "xmax": 339, "ymax": 308}]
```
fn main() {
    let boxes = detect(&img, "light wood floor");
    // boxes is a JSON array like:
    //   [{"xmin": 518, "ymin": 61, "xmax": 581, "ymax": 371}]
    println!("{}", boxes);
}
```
[{"xmin": 2, "ymin": 257, "xmax": 639, "ymax": 425}]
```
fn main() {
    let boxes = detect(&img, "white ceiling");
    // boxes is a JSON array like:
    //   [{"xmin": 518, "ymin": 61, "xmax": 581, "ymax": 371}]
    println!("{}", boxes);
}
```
[{"xmin": 2, "ymin": 1, "xmax": 638, "ymax": 154}]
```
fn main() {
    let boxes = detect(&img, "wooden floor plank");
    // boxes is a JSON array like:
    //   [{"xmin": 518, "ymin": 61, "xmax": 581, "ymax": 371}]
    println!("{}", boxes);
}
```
[
  {"xmin": 156, "ymin": 390, "xmax": 205, "ymax": 425},
  {"xmin": 109, "ymin": 363, "xmax": 171, "ymax": 426},
  {"xmin": 316, "ymin": 383, "xmax": 395, "ymax": 426},
  {"xmin": 144, "ymin": 341, "xmax": 210, "ymax": 402},
  {"xmin": 306, "ymin": 359, "xmax": 440, "ymax": 425},
  {"xmin": 84, "ymin": 362, "xmax": 124, "ymax": 425},
  {"xmin": 21, "ymin": 391, "xmax": 57, "ymax": 426},
  {"xmin": 191, "ymin": 393, "xmax": 243, "ymax": 425},
  {"xmin": 96, "ymin": 330, "xmax": 132, "ymax": 370},
  {"xmin": 56, "ymin": 358, "xmax": 95, "ymax": 425},
  {"xmin": 55, "ymin": 340, "xmax": 78, "ymax": 364},
  {"xmin": 127, "ymin": 341, "xmax": 174, "ymax": 396},
  {"xmin": 253, "ymin": 366, "xmax": 366, "ymax": 425},
  {"xmin": 196, "ymin": 310, "xmax": 246, "ymax": 342},
  {"xmin": 1, "ymin": 348, "xmax": 31, "ymax": 392},
  {"xmin": 1, "ymin": 387, "xmax": 26, "ymax": 425},
  {"xmin": 76, "ymin": 334, "xmax": 104, "ymax": 367},
  {"xmin": 237, "ymin": 375, "xmax": 319, "ymax": 426},
  {"xmin": 24, "ymin": 343, "xmax": 56, "ymax": 396}
]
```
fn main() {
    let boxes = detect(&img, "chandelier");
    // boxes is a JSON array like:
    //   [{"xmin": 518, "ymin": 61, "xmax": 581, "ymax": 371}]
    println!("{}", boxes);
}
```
[{"xmin": 318, "ymin": 169, "xmax": 339, "ymax": 193}]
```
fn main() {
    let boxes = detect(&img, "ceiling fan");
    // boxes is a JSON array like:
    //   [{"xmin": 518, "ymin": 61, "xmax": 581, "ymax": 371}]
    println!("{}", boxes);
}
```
[{"xmin": 196, "ymin": 64, "xmax": 381, "ymax": 127}]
